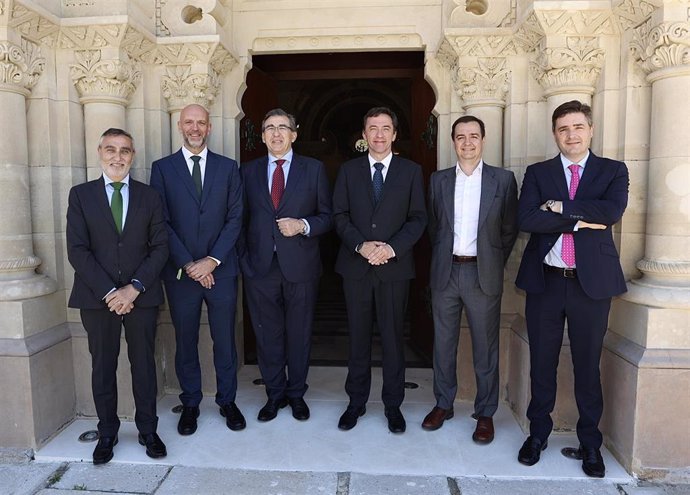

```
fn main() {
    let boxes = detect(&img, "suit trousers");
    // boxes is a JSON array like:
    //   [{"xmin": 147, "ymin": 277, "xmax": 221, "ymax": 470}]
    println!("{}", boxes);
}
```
[
  {"xmin": 164, "ymin": 275, "xmax": 238, "ymax": 407},
  {"xmin": 431, "ymin": 262, "xmax": 501, "ymax": 416},
  {"xmin": 343, "ymin": 273, "xmax": 409, "ymax": 409},
  {"xmin": 80, "ymin": 306, "xmax": 158, "ymax": 437},
  {"xmin": 244, "ymin": 255, "xmax": 318, "ymax": 400},
  {"xmin": 525, "ymin": 269, "xmax": 611, "ymax": 448}
]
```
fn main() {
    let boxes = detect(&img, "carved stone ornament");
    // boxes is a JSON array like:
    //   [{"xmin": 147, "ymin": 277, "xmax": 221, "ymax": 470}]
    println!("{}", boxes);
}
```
[
  {"xmin": 0, "ymin": 39, "xmax": 45, "ymax": 96},
  {"xmin": 613, "ymin": 0, "xmax": 656, "ymax": 31},
  {"xmin": 70, "ymin": 50, "xmax": 142, "ymax": 104},
  {"xmin": 630, "ymin": 21, "xmax": 690, "ymax": 77},
  {"xmin": 161, "ymin": 65, "xmax": 220, "ymax": 112},
  {"xmin": 531, "ymin": 37, "xmax": 604, "ymax": 94},
  {"xmin": 457, "ymin": 57, "xmax": 510, "ymax": 105}
]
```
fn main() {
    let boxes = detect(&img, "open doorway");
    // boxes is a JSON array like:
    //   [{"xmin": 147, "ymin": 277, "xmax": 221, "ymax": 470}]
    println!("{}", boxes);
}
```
[{"xmin": 240, "ymin": 51, "xmax": 437, "ymax": 367}]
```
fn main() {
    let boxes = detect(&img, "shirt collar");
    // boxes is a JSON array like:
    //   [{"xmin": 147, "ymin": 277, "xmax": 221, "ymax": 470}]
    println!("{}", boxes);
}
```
[
  {"xmin": 103, "ymin": 174, "xmax": 130, "ymax": 186},
  {"xmin": 269, "ymin": 149, "xmax": 294, "ymax": 164},
  {"xmin": 456, "ymin": 159, "xmax": 483, "ymax": 177},
  {"xmin": 368, "ymin": 152, "xmax": 393, "ymax": 168},
  {"xmin": 559, "ymin": 151, "xmax": 589, "ymax": 171},
  {"xmin": 181, "ymin": 146, "xmax": 208, "ymax": 162}
]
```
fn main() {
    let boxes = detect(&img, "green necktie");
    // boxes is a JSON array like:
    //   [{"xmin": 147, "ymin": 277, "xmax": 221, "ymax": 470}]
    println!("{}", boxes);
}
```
[
  {"xmin": 191, "ymin": 155, "xmax": 202, "ymax": 198},
  {"xmin": 111, "ymin": 182, "xmax": 124, "ymax": 234}
]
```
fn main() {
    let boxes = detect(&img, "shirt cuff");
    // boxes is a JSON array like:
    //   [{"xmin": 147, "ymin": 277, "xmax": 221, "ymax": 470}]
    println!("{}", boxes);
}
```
[
  {"xmin": 103, "ymin": 287, "xmax": 117, "ymax": 300},
  {"xmin": 208, "ymin": 256, "xmax": 221, "ymax": 266},
  {"xmin": 301, "ymin": 219, "xmax": 311, "ymax": 236}
]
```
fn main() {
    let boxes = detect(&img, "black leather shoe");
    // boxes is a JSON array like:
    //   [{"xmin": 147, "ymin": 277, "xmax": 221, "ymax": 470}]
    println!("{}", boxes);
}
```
[
  {"xmin": 288, "ymin": 397, "xmax": 310, "ymax": 421},
  {"xmin": 338, "ymin": 405, "xmax": 366, "ymax": 431},
  {"xmin": 138, "ymin": 432, "xmax": 167, "ymax": 459},
  {"xmin": 518, "ymin": 436, "xmax": 548, "ymax": 466},
  {"xmin": 384, "ymin": 407, "xmax": 406, "ymax": 433},
  {"xmin": 177, "ymin": 406, "xmax": 200, "ymax": 436},
  {"xmin": 580, "ymin": 446, "xmax": 605, "ymax": 478},
  {"xmin": 257, "ymin": 397, "xmax": 288, "ymax": 422},
  {"xmin": 92, "ymin": 435, "xmax": 118, "ymax": 465},
  {"xmin": 220, "ymin": 402, "xmax": 246, "ymax": 431}
]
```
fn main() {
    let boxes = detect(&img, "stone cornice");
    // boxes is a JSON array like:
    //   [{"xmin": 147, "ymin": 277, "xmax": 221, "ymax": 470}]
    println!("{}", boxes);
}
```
[
  {"xmin": 252, "ymin": 33, "xmax": 422, "ymax": 54},
  {"xmin": 70, "ymin": 49, "xmax": 141, "ymax": 105},
  {"xmin": 457, "ymin": 57, "xmax": 510, "ymax": 106},
  {"xmin": 530, "ymin": 36, "xmax": 604, "ymax": 95},
  {"xmin": 162, "ymin": 65, "xmax": 220, "ymax": 112},
  {"xmin": 0, "ymin": 38, "xmax": 44, "ymax": 96},
  {"xmin": 631, "ymin": 21, "xmax": 690, "ymax": 78}
]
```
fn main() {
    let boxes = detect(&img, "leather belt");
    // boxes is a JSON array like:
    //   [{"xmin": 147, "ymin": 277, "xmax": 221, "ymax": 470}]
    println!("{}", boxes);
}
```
[
  {"xmin": 452, "ymin": 255, "xmax": 477, "ymax": 263},
  {"xmin": 543, "ymin": 264, "xmax": 577, "ymax": 278}
]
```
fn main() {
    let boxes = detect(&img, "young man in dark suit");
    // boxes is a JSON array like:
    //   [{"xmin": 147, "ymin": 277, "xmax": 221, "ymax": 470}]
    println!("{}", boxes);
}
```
[
  {"xmin": 239, "ymin": 108, "xmax": 332, "ymax": 422},
  {"xmin": 67, "ymin": 128, "xmax": 168, "ymax": 464},
  {"xmin": 333, "ymin": 107, "xmax": 427, "ymax": 433},
  {"xmin": 423, "ymin": 116, "xmax": 518, "ymax": 443},
  {"xmin": 515, "ymin": 100, "xmax": 629, "ymax": 477},
  {"xmin": 150, "ymin": 104, "xmax": 245, "ymax": 436}
]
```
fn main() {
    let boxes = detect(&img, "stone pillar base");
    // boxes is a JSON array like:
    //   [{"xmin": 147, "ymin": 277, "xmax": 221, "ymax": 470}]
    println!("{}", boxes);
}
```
[{"xmin": 0, "ymin": 274, "xmax": 57, "ymax": 303}]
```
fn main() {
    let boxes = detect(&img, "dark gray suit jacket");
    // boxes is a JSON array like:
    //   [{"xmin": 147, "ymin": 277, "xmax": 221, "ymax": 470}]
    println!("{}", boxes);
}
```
[{"xmin": 428, "ymin": 163, "xmax": 518, "ymax": 296}]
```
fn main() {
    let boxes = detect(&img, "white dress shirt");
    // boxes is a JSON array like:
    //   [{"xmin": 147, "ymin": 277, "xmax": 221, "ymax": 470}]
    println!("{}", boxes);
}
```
[
  {"xmin": 367, "ymin": 152, "xmax": 393, "ymax": 180},
  {"xmin": 452, "ymin": 160, "xmax": 483, "ymax": 256},
  {"xmin": 103, "ymin": 173, "xmax": 130, "ymax": 229},
  {"xmin": 181, "ymin": 146, "xmax": 208, "ymax": 185}
]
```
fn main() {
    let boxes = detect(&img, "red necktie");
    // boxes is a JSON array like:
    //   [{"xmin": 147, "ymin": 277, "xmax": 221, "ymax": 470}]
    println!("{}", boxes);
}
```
[
  {"xmin": 561, "ymin": 164, "xmax": 581, "ymax": 267},
  {"xmin": 271, "ymin": 159, "xmax": 285, "ymax": 209}
]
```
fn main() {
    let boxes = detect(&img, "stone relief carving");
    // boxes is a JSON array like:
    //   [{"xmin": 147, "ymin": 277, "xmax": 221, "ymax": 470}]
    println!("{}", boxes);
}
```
[
  {"xmin": 531, "ymin": 37, "xmax": 604, "ymax": 92},
  {"xmin": 613, "ymin": 0, "xmax": 656, "ymax": 31},
  {"xmin": 0, "ymin": 255, "xmax": 43, "ymax": 274},
  {"xmin": 161, "ymin": 65, "xmax": 220, "ymax": 111},
  {"xmin": 9, "ymin": 2, "xmax": 60, "ymax": 46},
  {"xmin": 514, "ymin": 12, "xmax": 544, "ymax": 53},
  {"xmin": 70, "ymin": 50, "xmax": 141, "ymax": 103},
  {"xmin": 0, "ymin": 39, "xmax": 45, "ymax": 94},
  {"xmin": 631, "ymin": 21, "xmax": 690, "ymax": 74},
  {"xmin": 457, "ymin": 57, "xmax": 510, "ymax": 104},
  {"xmin": 444, "ymin": 34, "xmax": 520, "ymax": 58},
  {"xmin": 534, "ymin": 9, "xmax": 618, "ymax": 36}
]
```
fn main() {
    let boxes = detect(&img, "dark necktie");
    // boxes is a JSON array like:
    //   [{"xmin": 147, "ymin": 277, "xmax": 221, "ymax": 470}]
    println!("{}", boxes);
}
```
[
  {"xmin": 191, "ymin": 155, "xmax": 202, "ymax": 198},
  {"xmin": 373, "ymin": 162, "xmax": 384, "ymax": 204},
  {"xmin": 561, "ymin": 164, "xmax": 581, "ymax": 267},
  {"xmin": 271, "ymin": 159, "xmax": 286, "ymax": 209},
  {"xmin": 110, "ymin": 182, "xmax": 124, "ymax": 234}
]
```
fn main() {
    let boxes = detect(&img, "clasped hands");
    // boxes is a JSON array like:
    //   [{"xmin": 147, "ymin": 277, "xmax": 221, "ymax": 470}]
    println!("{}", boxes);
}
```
[
  {"xmin": 539, "ymin": 200, "xmax": 606, "ymax": 230},
  {"xmin": 359, "ymin": 241, "xmax": 394, "ymax": 266},
  {"xmin": 276, "ymin": 217, "xmax": 305, "ymax": 237},
  {"xmin": 184, "ymin": 257, "xmax": 218, "ymax": 289},
  {"xmin": 105, "ymin": 285, "xmax": 139, "ymax": 315}
]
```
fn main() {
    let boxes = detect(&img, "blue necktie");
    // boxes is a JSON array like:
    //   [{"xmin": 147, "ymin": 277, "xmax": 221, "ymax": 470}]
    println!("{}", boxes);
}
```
[{"xmin": 373, "ymin": 162, "xmax": 384, "ymax": 204}]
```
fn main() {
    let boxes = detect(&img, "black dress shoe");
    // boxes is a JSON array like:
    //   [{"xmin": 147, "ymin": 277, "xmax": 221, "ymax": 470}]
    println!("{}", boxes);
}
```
[
  {"xmin": 92, "ymin": 435, "xmax": 118, "ymax": 465},
  {"xmin": 580, "ymin": 446, "xmax": 605, "ymax": 478},
  {"xmin": 177, "ymin": 406, "xmax": 200, "ymax": 436},
  {"xmin": 338, "ymin": 405, "xmax": 366, "ymax": 431},
  {"xmin": 220, "ymin": 402, "xmax": 246, "ymax": 431},
  {"xmin": 257, "ymin": 397, "xmax": 288, "ymax": 422},
  {"xmin": 288, "ymin": 397, "xmax": 310, "ymax": 421},
  {"xmin": 138, "ymin": 432, "xmax": 167, "ymax": 459},
  {"xmin": 384, "ymin": 407, "xmax": 406, "ymax": 433},
  {"xmin": 518, "ymin": 436, "xmax": 548, "ymax": 466}
]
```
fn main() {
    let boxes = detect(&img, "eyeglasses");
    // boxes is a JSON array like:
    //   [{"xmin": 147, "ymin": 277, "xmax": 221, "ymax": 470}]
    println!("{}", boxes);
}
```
[{"xmin": 263, "ymin": 125, "xmax": 293, "ymax": 133}]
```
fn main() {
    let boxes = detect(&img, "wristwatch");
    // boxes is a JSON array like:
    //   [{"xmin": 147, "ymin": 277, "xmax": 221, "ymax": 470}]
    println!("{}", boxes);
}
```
[
  {"xmin": 545, "ymin": 200, "xmax": 556, "ymax": 212},
  {"xmin": 131, "ymin": 279, "xmax": 145, "ymax": 293}
]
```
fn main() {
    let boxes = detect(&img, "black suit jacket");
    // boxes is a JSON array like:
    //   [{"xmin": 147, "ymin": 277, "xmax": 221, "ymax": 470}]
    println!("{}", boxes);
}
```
[
  {"xmin": 239, "ymin": 154, "xmax": 332, "ymax": 283},
  {"xmin": 515, "ymin": 152, "xmax": 629, "ymax": 299},
  {"xmin": 67, "ymin": 177, "xmax": 168, "ymax": 309},
  {"xmin": 333, "ymin": 155, "xmax": 427, "ymax": 281}
]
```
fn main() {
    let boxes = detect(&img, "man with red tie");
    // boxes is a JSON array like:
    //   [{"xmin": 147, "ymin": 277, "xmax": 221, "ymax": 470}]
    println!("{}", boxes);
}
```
[{"xmin": 515, "ymin": 101, "xmax": 629, "ymax": 478}]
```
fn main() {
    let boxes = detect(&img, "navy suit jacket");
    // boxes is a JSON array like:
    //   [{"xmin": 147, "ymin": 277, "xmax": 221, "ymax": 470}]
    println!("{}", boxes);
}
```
[
  {"xmin": 67, "ymin": 177, "xmax": 168, "ymax": 309},
  {"xmin": 515, "ymin": 152, "xmax": 629, "ymax": 300},
  {"xmin": 150, "ymin": 149, "xmax": 243, "ymax": 281},
  {"xmin": 238, "ymin": 153, "xmax": 333, "ymax": 283},
  {"xmin": 333, "ymin": 155, "xmax": 427, "ymax": 282},
  {"xmin": 428, "ymin": 163, "xmax": 518, "ymax": 296}
]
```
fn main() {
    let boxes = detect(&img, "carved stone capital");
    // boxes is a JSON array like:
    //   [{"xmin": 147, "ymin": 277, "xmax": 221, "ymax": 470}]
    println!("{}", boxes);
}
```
[
  {"xmin": 631, "ymin": 21, "xmax": 690, "ymax": 80},
  {"xmin": 531, "ymin": 37, "xmax": 604, "ymax": 96},
  {"xmin": 162, "ymin": 65, "xmax": 220, "ymax": 112},
  {"xmin": 70, "ymin": 50, "xmax": 141, "ymax": 105},
  {"xmin": 457, "ymin": 58, "xmax": 510, "ymax": 106},
  {"xmin": 0, "ymin": 39, "xmax": 45, "ymax": 96}
]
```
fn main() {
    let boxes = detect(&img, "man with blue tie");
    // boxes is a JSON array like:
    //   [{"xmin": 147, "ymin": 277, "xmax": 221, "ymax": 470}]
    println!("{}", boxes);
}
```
[
  {"xmin": 515, "ymin": 100, "xmax": 629, "ymax": 477},
  {"xmin": 239, "ymin": 108, "xmax": 332, "ymax": 422},
  {"xmin": 150, "ymin": 104, "xmax": 245, "ymax": 436},
  {"xmin": 67, "ymin": 128, "xmax": 168, "ymax": 464}
]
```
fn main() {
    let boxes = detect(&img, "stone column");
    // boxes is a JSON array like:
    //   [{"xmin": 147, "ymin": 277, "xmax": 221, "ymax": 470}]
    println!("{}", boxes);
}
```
[
  {"xmin": 161, "ymin": 65, "xmax": 219, "ymax": 151},
  {"xmin": 0, "ymin": 39, "xmax": 56, "ymax": 302},
  {"xmin": 457, "ymin": 57, "xmax": 509, "ymax": 165},
  {"xmin": 531, "ymin": 36, "xmax": 604, "ymax": 156},
  {"xmin": 70, "ymin": 49, "xmax": 141, "ymax": 180}
]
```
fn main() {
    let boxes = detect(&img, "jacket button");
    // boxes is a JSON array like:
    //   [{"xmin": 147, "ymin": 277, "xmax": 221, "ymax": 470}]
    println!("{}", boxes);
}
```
[
  {"xmin": 118, "ymin": 242, "xmax": 123, "ymax": 247},
  {"xmin": 372, "ymin": 223, "xmax": 377, "ymax": 229}
]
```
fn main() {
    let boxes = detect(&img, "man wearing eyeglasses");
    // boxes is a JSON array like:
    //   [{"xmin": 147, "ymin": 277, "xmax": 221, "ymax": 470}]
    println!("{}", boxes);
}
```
[{"xmin": 239, "ymin": 108, "xmax": 332, "ymax": 422}]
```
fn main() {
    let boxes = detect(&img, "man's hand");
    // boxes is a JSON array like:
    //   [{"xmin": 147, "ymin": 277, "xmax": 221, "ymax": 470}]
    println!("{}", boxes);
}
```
[
  {"xmin": 576, "ymin": 221, "xmax": 607, "ymax": 230},
  {"xmin": 276, "ymin": 217, "xmax": 305, "ymax": 237},
  {"xmin": 105, "ymin": 285, "xmax": 138, "ymax": 315},
  {"xmin": 199, "ymin": 273, "xmax": 215, "ymax": 289},
  {"xmin": 360, "ymin": 241, "xmax": 394, "ymax": 266},
  {"xmin": 539, "ymin": 200, "xmax": 563, "ymax": 213},
  {"xmin": 185, "ymin": 257, "xmax": 218, "ymax": 284}
]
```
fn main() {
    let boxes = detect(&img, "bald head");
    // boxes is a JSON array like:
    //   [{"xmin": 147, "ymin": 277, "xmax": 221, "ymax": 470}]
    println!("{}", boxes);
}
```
[{"xmin": 178, "ymin": 104, "xmax": 211, "ymax": 154}]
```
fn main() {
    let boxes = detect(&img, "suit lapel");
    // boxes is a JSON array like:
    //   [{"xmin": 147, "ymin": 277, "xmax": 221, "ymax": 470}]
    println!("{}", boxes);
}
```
[
  {"xmin": 547, "ymin": 155, "xmax": 570, "ymax": 199},
  {"xmin": 280, "ymin": 154, "xmax": 305, "ymax": 208},
  {"xmin": 376, "ymin": 155, "xmax": 402, "ymax": 208},
  {"xmin": 478, "ymin": 165, "xmax": 498, "ymax": 230},
  {"xmin": 93, "ymin": 177, "xmax": 120, "ymax": 235},
  {"xmin": 576, "ymin": 151, "xmax": 601, "ymax": 197},
  {"xmin": 255, "ymin": 156, "xmax": 274, "ymax": 210},
  {"xmin": 201, "ymin": 151, "xmax": 219, "ymax": 209},
  {"xmin": 171, "ymin": 150, "xmax": 200, "ymax": 205},
  {"xmin": 122, "ymin": 179, "xmax": 141, "ymax": 237},
  {"xmin": 357, "ymin": 157, "xmax": 376, "ymax": 208},
  {"xmin": 440, "ymin": 168, "xmax": 455, "ymax": 225}
]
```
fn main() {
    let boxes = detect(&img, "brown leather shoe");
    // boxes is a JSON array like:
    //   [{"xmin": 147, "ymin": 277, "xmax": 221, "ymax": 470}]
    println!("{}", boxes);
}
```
[
  {"xmin": 421, "ymin": 406, "xmax": 454, "ymax": 431},
  {"xmin": 472, "ymin": 416, "xmax": 494, "ymax": 443}
]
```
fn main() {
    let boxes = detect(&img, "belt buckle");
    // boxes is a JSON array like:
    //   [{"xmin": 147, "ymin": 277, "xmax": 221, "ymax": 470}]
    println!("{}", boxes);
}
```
[{"xmin": 563, "ymin": 268, "xmax": 576, "ymax": 278}]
